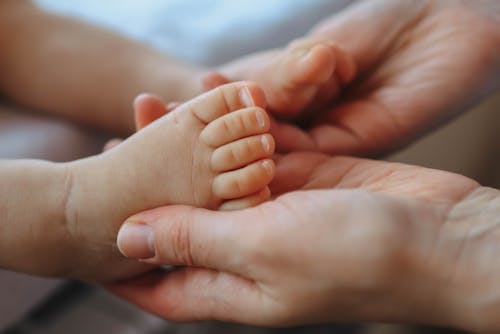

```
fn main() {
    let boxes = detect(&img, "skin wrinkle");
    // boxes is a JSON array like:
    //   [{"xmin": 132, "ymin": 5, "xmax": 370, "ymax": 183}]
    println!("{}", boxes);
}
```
[
  {"xmin": 342, "ymin": 1, "xmax": 430, "ymax": 97},
  {"xmin": 62, "ymin": 164, "xmax": 77, "ymax": 241},
  {"xmin": 363, "ymin": 94, "xmax": 408, "ymax": 146},
  {"xmin": 182, "ymin": 105, "xmax": 209, "ymax": 208},
  {"xmin": 312, "ymin": 115, "xmax": 366, "ymax": 153},
  {"xmin": 305, "ymin": 156, "xmax": 358, "ymax": 190},
  {"xmin": 420, "ymin": 185, "xmax": 479, "ymax": 298},
  {"xmin": 387, "ymin": 0, "xmax": 433, "ymax": 59},
  {"xmin": 174, "ymin": 209, "xmax": 196, "ymax": 267},
  {"xmin": 467, "ymin": 195, "xmax": 500, "ymax": 238},
  {"xmin": 246, "ymin": 201, "xmax": 301, "ymax": 318}
]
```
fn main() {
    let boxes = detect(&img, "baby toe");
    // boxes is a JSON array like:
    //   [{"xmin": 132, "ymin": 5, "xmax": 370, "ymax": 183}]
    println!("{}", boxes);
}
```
[
  {"xmin": 212, "ymin": 159, "xmax": 275, "ymax": 200},
  {"xmin": 219, "ymin": 187, "xmax": 271, "ymax": 211},
  {"xmin": 200, "ymin": 107, "xmax": 270, "ymax": 147},
  {"xmin": 188, "ymin": 81, "xmax": 266, "ymax": 124},
  {"xmin": 211, "ymin": 134, "xmax": 275, "ymax": 172}
]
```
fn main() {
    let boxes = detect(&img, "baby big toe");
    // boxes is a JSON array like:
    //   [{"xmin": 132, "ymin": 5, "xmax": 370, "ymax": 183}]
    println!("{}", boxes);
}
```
[
  {"xmin": 188, "ymin": 81, "xmax": 266, "ymax": 124},
  {"xmin": 212, "ymin": 159, "xmax": 275, "ymax": 200}
]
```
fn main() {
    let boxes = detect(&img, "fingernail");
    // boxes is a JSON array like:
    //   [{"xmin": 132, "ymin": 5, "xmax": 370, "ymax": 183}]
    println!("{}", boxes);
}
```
[
  {"xmin": 239, "ymin": 87, "xmax": 254, "ymax": 107},
  {"xmin": 117, "ymin": 223, "xmax": 155, "ymax": 259}
]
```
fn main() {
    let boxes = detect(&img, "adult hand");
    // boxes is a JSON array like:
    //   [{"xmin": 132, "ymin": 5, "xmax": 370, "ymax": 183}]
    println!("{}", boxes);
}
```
[
  {"xmin": 305, "ymin": 0, "xmax": 500, "ymax": 156},
  {"xmin": 109, "ymin": 152, "xmax": 500, "ymax": 332}
]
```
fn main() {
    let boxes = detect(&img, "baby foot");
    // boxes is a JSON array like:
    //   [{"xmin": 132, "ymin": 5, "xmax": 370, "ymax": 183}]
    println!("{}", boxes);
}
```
[
  {"xmin": 66, "ymin": 81, "xmax": 275, "ymax": 281},
  {"xmin": 214, "ymin": 37, "xmax": 356, "ymax": 120},
  {"xmin": 131, "ymin": 86, "xmax": 275, "ymax": 210},
  {"xmin": 271, "ymin": 38, "xmax": 356, "ymax": 117}
]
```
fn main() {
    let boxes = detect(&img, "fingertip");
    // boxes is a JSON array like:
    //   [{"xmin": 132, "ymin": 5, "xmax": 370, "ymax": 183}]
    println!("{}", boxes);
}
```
[{"xmin": 116, "ymin": 222, "xmax": 156, "ymax": 259}]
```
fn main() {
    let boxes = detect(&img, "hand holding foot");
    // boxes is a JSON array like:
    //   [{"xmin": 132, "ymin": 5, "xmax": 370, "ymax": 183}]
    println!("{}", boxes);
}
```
[
  {"xmin": 111, "ymin": 153, "xmax": 500, "ymax": 332},
  {"xmin": 70, "ymin": 82, "xmax": 275, "ymax": 281}
]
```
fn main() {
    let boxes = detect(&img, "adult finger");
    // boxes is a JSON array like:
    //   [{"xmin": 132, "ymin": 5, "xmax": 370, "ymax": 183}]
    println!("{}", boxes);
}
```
[
  {"xmin": 270, "ymin": 117, "xmax": 316, "ymax": 152},
  {"xmin": 116, "ymin": 205, "xmax": 255, "ymax": 273},
  {"xmin": 108, "ymin": 266, "xmax": 268, "ymax": 324}
]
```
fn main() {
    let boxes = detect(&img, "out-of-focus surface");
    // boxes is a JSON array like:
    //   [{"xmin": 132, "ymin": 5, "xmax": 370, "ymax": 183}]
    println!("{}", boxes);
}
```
[
  {"xmin": 0, "ymin": 104, "xmax": 106, "ymax": 161},
  {"xmin": 0, "ymin": 270, "xmax": 60, "ymax": 330},
  {"xmin": 0, "ymin": 103, "xmax": 107, "ymax": 330},
  {"xmin": 34, "ymin": 0, "xmax": 352, "ymax": 66},
  {"xmin": 389, "ymin": 92, "xmax": 500, "ymax": 189}
]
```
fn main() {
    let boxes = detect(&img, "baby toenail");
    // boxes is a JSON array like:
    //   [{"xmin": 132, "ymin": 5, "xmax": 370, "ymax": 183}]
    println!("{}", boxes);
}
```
[
  {"xmin": 261, "ymin": 160, "xmax": 273, "ymax": 174},
  {"xmin": 255, "ymin": 110, "xmax": 266, "ymax": 128},
  {"xmin": 261, "ymin": 135, "xmax": 270, "ymax": 152},
  {"xmin": 239, "ymin": 87, "xmax": 255, "ymax": 107}
]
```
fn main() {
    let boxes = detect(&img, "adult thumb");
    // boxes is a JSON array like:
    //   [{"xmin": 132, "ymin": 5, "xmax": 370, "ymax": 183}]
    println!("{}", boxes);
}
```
[{"xmin": 116, "ymin": 205, "xmax": 251, "ymax": 272}]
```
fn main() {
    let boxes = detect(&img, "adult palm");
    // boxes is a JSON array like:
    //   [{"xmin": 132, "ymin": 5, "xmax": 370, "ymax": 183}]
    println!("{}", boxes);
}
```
[{"xmin": 109, "ymin": 152, "xmax": 500, "ymax": 332}]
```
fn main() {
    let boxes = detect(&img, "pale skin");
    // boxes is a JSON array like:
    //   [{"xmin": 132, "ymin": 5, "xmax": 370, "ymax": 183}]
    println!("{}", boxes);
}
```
[
  {"xmin": 112, "ymin": 152, "xmax": 500, "ymax": 333},
  {"xmin": 0, "ymin": 0, "xmax": 357, "ymax": 282},
  {"xmin": 302, "ymin": 0, "xmax": 500, "ymax": 156},
  {"xmin": 0, "ymin": 0, "xmax": 356, "ymax": 137},
  {"xmin": 109, "ymin": 0, "xmax": 500, "ymax": 332},
  {"xmin": 210, "ymin": 37, "xmax": 356, "ymax": 119},
  {"xmin": 0, "ymin": 0, "xmax": 202, "ymax": 135},
  {"xmin": 202, "ymin": 0, "xmax": 500, "ymax": 155},
  {"xmin": 0, "ymin": 82, "xmax": 275, "ymax": 282},
  {"xmin": 0, "ymin": 0, "xmax": 499, "ymax": 330}
]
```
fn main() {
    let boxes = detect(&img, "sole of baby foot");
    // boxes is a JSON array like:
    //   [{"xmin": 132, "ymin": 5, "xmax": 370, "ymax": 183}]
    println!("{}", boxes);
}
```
[{"xmin": 268, "ymin": 37, "xmax": 357, "ymax": 119}]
